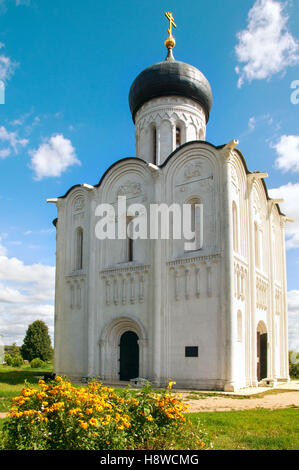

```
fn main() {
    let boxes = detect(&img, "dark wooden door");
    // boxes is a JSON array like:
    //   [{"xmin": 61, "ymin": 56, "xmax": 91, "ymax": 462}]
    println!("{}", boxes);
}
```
[
  {"xmin": 119, "ymin": 331, "xmax": 139, "ymax": 381},
  {"xmin": 257, "ymin": 332, "xmax": 267, "ymax": 381},
  {"xmin": 257, "ymin": 332, "xmax": 261, "ymax": 381},
  {"xmin": 260, "ymin": 333, "xmax": 267, "ymax": 380}
]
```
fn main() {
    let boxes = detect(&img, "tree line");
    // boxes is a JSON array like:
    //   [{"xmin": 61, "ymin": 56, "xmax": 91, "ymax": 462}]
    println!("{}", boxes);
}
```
[{"xmin": 3, "ymin": 320, "xmax": 53, "ymax": 368}]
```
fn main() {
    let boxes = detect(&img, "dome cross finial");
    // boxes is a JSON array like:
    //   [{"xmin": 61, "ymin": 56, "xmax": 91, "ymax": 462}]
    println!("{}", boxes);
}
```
[{"xmin": 164, "ymin": 12, "xmax": 176, "ymax": 50}]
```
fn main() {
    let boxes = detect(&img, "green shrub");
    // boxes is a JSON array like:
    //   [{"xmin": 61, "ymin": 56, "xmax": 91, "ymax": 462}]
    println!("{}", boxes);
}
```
[
  {"xmin": 289, "ymin": 351, "xmax": 299, "ymax": 379},
  {"xmin": 4, "ymin": 353, "xmax": 12, "ymax": 366},
  {"xmin": 10, "ymin": 355, "xmax": 24, "ymax": 368},
  {"xmin": 30, "ymin": 358, "xmax": 45, "ymax": 369}
]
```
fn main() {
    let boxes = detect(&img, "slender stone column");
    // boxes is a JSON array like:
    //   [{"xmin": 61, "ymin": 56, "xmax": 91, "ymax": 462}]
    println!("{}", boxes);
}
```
[
  {"xmin": 53, "ymin": 200, "xmax": 65, "ymax": 376},
  {"xmin": 87, "ymin": 193, "xmax": 97, "ymax": 377},
  {"xmin": 280, "ymin": 219, "xmax": 289, "ymax": 380},
  {"xmin": 268, "ymin": 205, "xmax": 276, "ymax": 380},
  {"xmin": 151, "ymin": 171, "xmax": 163, "ymax": 385},
  {"xmin": 221, "ymin": 141, "xmax": 238, "ymax": 392},
  {"xmin": 247, "ymin": 180, "xmax": 258, "ymax": 387}
]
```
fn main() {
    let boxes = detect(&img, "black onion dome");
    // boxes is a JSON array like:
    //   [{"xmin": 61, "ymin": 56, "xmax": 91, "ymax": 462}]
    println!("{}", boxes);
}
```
[{"xmin": 129, "ymin": 52, "xmax": 213, "ymax": 123}]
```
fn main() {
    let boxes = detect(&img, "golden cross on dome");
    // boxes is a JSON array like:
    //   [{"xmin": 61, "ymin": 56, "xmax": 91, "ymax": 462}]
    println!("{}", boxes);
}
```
[{"xmin": 164, "ymin": 11, "xmax": 177, "ymax": 50}]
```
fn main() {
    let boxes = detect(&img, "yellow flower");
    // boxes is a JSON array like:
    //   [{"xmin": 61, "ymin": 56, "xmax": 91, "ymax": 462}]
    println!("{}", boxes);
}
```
[
  {"xmin": 79, "ymin": 420, "xmax": 88, "ymax": 430},
  {"xmin": 89, "ymin": 417, "xmax": 98, "ymax": 426},
  {"xmin": 85, "ymin": 408, "xmax": 93, "ymax": 415},
  {"xmin": 168, "ymin": 380, "xmax": 176, "ymax": 389}
]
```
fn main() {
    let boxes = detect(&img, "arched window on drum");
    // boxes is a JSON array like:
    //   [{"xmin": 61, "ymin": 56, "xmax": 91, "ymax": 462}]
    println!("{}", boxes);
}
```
[
  {"xmin": 152, "ymin": 125, "xmax": 157, "ymax": 165},
  {"xmin": 175, "ymin": 126, "xmax": 181, "ymax": 148}
]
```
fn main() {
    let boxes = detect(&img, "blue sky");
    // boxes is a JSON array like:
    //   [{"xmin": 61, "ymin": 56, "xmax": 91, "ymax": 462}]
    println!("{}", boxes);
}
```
[{"xmin": 0, "ymin": 0, "xmax": 298, "ymax": 350}]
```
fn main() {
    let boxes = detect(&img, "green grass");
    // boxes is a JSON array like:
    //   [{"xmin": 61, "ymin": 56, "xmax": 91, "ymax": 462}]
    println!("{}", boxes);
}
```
[
  {"xmin": 188, "ymin": 408, "xmax": 299, "ymax": 450},
  {"xmin": 0, "ymin": 364, "xmax": 53, "ymax": 412},
  {"xmin": 184, "ymin": 388, "xmax": 299, "ymax": 400}
]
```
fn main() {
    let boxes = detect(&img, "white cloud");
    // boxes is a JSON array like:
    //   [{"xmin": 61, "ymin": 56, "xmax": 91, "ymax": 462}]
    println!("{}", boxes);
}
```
[
  {"xmin": 0, "ymin": 256, "xmax": 55, "ymax": 301},
  {"xmin": 0, "ymin": 304, "xmax": 54, "ymax": 346},
  {"xmin": 0, "ymin": 43, "xmax": 17, "ymax": 82},
  {"xmin": 287, "ymin": 290, "xmax": 299, "ymax": 352},
  {"xmin": 0, "ymin": 0, "xmax": 30, "ymax": 13},
  {"xmin": 248, "ymin": 117, "xmax": 256, "ymax": 131},
  {"xmin": 15, "ymin": 0, "xmax": 31, "ymax": 5},
  {"xmin": 235, "ymin": 0, "xmax": 299, "ymax": 87},
  {"xmin": 0, "ymin": 239, "xmax": 55, "ymax": 345},
  {"xmin": 24, "ymin": 228, "xmax": 54, "ymax": 236},
  {"xmin": 272, "ymin": 135, "xmax": 299, "ymax": 173},
  {"xmin": 238, "ymin": 114, "xmax": 280, "ymax": 141},
  {"xmin": 0, "ymin": 148, "xmax": 11, "ymax": 159},
  {"xmin": 29, "ymin": 134, "xmax": 80, "ymax": 180},
  {"xmin": 269, "ymin": 182, "xmax": 299, "ymax": 249},
  {"xmin": 0, "ymin": 239, "xmax": 7, "ymax": 256},
  {"xmin": 0, "ymin": 125, "xmax": 28, "ymax": 158}
]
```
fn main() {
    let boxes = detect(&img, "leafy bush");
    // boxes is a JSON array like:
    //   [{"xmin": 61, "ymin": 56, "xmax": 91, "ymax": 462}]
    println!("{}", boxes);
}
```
[
  {"xmin": 1, "ymin": 377, "xmax": 211, "ymax": 450},
  {"xmin": 5, "ymin": 343, "xmax": 20, "ymax": 358},
  {"xmin": 30, "ymin": 358, "xmax": 45, "ymax": 369},
  {"xmin": 289, "ymin": 351, "xmax": 299, "ymax": 379},
  {"xmin": 4, "ymin": 354, "xmax": 12, "ymax": 366},
  {"xmin": 10, "ymin": 355, "xmax": 24, "ymax": 368}
]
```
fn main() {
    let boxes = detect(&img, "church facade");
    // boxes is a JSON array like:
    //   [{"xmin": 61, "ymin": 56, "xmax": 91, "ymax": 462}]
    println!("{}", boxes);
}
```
[{"xmin": 50, "ymin": 18, "xmax": 290, "ymax": 391}]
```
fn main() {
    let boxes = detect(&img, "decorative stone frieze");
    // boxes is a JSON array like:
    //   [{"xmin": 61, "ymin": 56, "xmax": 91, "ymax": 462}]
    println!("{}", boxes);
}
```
[
  {"xmin": 234, "ymin": 260, "xmax": 248, "ymax": 301},
  {"xmin": 168, "ymin": 254, "xmax": 219, "ymax": 301},
  {"xmin": 256, "ymin": 274, "xmax": 268, "ymax": 311},
  {"xmin": 100, "ymin": 264, "xmax": 150, "ymax": 306},
  {"xmin": 66, "ymin": 274, "xmax": 86, "ymax": 310}
]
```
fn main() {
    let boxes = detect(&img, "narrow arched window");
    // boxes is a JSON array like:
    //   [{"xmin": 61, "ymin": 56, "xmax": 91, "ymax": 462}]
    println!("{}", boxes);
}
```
[
  {"xmin": 232, "ymin": 201, "xmax": 239, "ymax": 252},
  {"xmin": 152, "ymin": 126, "xmax": 157, "ymax": 164},
  {"xmin": 75, "ymin": 227, "xmax": 83, "ymax": 270},
  {"xmin": 254, "ymin": 222, "xmax": 260, "ymax": 269},
  {"xmin": 128, "ymin": 237, "xmax": 133, "ymax": 262},
  {"xmin": 237, "ymin": 310, "xmax": 242, "ymax": 342},
  {"xmin": 127, "ymin": 216, "xmax": 133, "ymax": 262},
  {"xmin": 176, "ymin": 126, "xmax": 181, "ymax": 148},
  {"xmin": 185, "ymin": 198, "xmax": 203, "ymax": 252}
]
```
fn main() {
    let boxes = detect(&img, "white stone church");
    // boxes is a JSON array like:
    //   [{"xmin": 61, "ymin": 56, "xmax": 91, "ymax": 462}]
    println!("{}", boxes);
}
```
[{"xmin": 50, "ymin": 19, "xmax": 290, "ymax": 391}]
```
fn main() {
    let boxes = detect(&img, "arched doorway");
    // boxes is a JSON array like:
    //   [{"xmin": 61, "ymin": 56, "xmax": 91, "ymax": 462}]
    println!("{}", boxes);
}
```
[
  {"xmin": 257, "ymin": 321, "xmax": 267, "ymax": 381},
  {"xmin": 99, "ymin": 316, "xmax": 147, "ymax": 382},
  {"xmin": 119, "ymin": 331, "xmax": 139, "ymax": 381}
]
